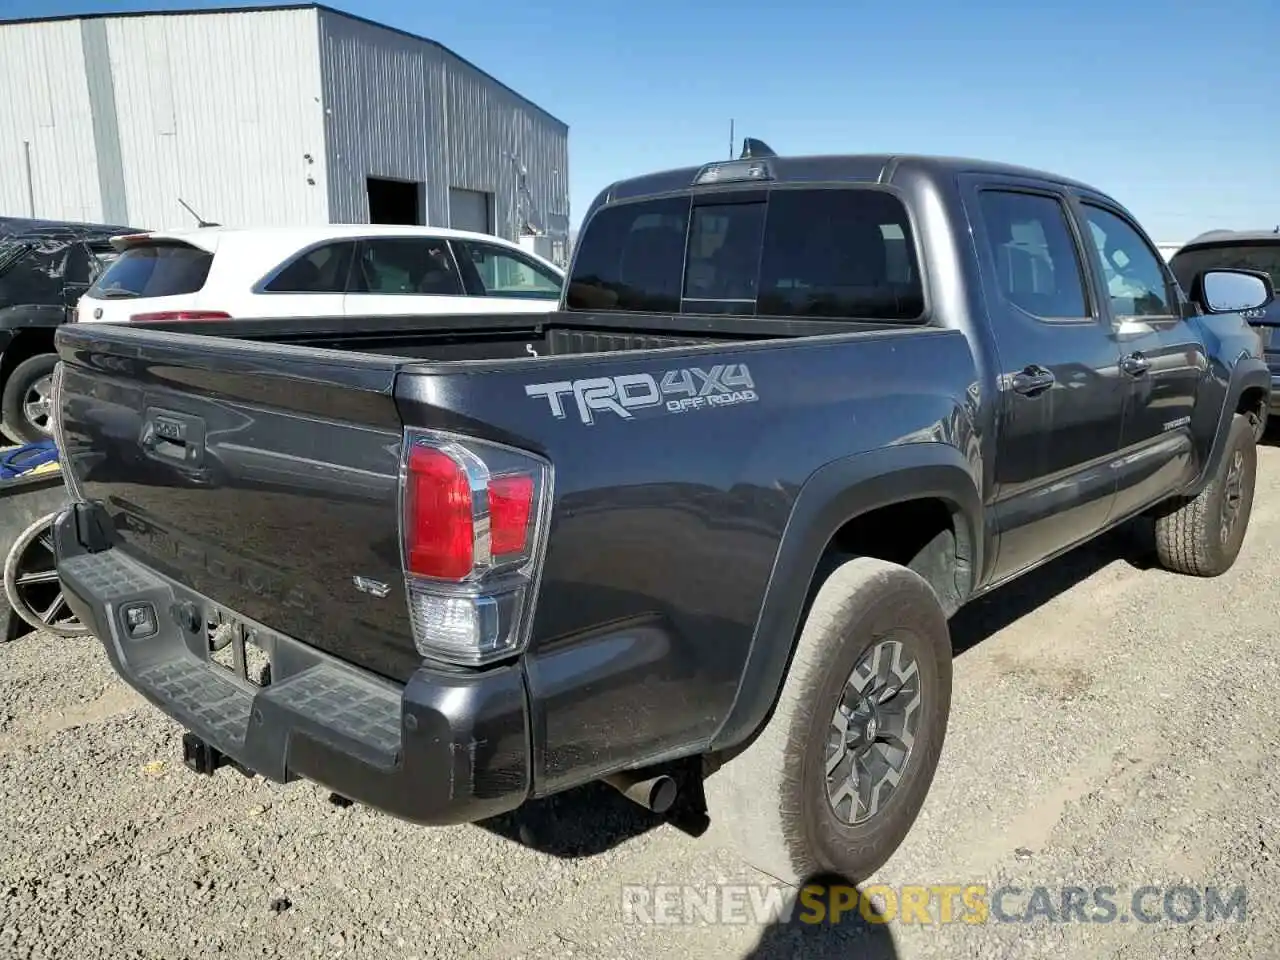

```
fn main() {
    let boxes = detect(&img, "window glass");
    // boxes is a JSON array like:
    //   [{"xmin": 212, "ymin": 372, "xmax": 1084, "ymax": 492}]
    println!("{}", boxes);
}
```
[
  {"xmin": 454, "ymin": 241, "xmax": 561, "ymax": 300},
  {"xmin": 682, "ymin": 202, "xmax": 766, "ymax": 312},
  {"xmin": 757, "ymin": 189, "xmax": 924, "ymax": 320},
  {"xmin": 566, "ymin": 189, "xmax": 925, "ymax": 321},
  {"xmin": 976, "ymin": 191, "xmax": 1090, "ymax": 320},
  {"xmin": 86, "ymin": 243, "xmax": 121, "ymax": 282},
  {"xmin": 87, "ymin": 243, "xmax": 213, "ymax": 299},
  {"xmin": 1080, "ymin": 205, "xmax": 1173, "ymax": 318},
  {"xmin": 264, "ymin": 241, "xmax": 355, "ymax": 293},
  {"xmin": 1170, "ymin": 242, "xmax": 1280, "ymax": 294},
  {"xmin": 566, "ymin": 197, "xmax": 689, "ymax": 312},
  {"xmin": 352, "ymin": 238, "xmax": 463, "ymax": 296}
]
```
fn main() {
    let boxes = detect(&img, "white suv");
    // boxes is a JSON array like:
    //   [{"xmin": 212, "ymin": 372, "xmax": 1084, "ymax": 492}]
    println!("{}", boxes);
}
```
[{"xmin": 75, "ymin": 224, "xmax": 565, "ymax": 325}]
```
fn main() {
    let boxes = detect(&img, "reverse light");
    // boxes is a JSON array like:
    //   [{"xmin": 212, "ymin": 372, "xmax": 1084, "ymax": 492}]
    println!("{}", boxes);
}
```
[
  {"xmin": 400, "ymin": 431, "xmax": 551, "ymax": 666},
  {"xmin": 130, "ymin": 310, "xmax": 232, "ymax": 323}
]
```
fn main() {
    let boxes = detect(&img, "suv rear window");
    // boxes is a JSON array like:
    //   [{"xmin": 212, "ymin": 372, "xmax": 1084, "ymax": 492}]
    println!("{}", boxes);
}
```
[
  {"xmin": 88, "ymin": 242, "xmax": 214, "ymax": 299},
  {"xmin": 1169, "ymin": 241, "xmax": 1280, "ymax": 296},
  {"xmin": 566, "ymin": 188, "xmax": 924, "ymax": 321}
]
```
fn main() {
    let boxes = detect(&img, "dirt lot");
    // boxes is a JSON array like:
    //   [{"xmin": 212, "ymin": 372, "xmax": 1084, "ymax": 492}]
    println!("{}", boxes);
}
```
[{"xmin": 4, "ymin": 449, "xmax": 1280, "ymax": 960}]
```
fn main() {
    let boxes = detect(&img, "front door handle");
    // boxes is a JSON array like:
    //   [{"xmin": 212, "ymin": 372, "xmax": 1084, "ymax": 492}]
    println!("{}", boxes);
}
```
[
  {"xmin": 1120, "ymin": 352, "xmax": 1151, "ymax": 376},
  {"xmin": 1011, "ymin": 365, "xmax": 1056, "ymax": 396}
]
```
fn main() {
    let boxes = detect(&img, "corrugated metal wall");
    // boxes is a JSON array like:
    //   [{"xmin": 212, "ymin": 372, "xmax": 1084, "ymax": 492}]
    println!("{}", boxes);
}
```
[
  {"xmin": 0, "ymin": 9, "xmax": 568, "ymax": 240},
  {"xmin": 317, "ymin": 9, "xmax": 570, "ymax": 242},
  {"xmin": 104, "ymin": 9, "xmax": 329, "ymax": 230},
  {"xmin": 0, "ymin": 21, "xmax": 107, "ymax": 223}
]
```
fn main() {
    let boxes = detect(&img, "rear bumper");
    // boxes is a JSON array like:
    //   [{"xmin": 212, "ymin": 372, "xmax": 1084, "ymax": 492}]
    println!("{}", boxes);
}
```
[{"xmin": 53, "ymin": 505, "xmax": 532, "ymax": 825}]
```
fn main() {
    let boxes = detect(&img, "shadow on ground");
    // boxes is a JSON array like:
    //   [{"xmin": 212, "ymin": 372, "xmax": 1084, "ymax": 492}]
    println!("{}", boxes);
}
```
[
  {"xmin": 477, "ymin": 521, "xmax": 1156, "ymax": 859},
  {"xmin": 743, "ymin": 873, "xmax": 899, "ymax": 960}
]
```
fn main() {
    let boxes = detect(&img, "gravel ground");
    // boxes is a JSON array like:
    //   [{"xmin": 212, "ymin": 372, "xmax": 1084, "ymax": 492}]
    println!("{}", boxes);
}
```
[{"xmin": 4, "ymin": 448, "xmax": 1280, "ymax": 959}]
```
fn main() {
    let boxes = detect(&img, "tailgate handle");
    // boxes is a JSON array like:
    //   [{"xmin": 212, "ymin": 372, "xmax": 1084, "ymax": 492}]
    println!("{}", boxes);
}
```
[{"xmin": 141, "ymin": 409, "xmax": 207, "ymax": 466}]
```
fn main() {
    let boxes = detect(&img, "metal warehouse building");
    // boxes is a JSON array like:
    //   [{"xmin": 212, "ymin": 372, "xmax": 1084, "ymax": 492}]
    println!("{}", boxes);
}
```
[{"xmin": 0, "ymin": 4, "xmax": 570, "ymax": 255}]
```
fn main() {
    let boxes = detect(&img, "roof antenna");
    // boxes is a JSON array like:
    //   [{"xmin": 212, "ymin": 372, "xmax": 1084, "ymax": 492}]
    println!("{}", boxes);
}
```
[
  {"xmin": 740, "ymin": 137, "xmax": 777, "ymax": 160},
  {"xmin": 178, "ymin": 197, "xmax": 220, "ymax": 228}
]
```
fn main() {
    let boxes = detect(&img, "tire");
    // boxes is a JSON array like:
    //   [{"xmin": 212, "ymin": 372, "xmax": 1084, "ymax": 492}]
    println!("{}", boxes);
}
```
[
  {"xmin": 1, "ymin": 353, "xmax": 59, "ymax": 444},
  {"xmin": 3, "ymin": 511, "xmax": 89, "ymax": 639},
  {"xmin": 1153, "ymin": 412, "xmax": 1257, "ymax": 577},
  {"xmin": 704, "ymin": 556, "xmax": 953, "ymax": 886}
]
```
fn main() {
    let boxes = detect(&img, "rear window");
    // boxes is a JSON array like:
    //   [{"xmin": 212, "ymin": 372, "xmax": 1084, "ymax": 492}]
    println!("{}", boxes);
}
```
[
  {"xmin": 1169, "ymin": 241, "xmax": 1280, "ymax": 295},
  {"xmin": 566, "ymin": 188, "xmax": 924, "ymax": 321},
  {"xmin": 88, "ymin": 242, "xmax": 214, "ymax": 299}
]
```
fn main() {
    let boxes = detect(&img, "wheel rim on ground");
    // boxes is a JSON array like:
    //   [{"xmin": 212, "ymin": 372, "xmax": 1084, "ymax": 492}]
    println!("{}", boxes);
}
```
[
  {"xmin": 22, "ymin": 373, "xmax": 54, "ymax": 436},
  {"xmin": 3, "ymin": 512, "xmax": 89, "ymax": 638},
  {"xmin": 825, "ymin": 637, "xmax": 923, "ymax": 825},
  {"xmin": 1221, "ymin": 448, "xmax": 1245, "ymax": 544}
]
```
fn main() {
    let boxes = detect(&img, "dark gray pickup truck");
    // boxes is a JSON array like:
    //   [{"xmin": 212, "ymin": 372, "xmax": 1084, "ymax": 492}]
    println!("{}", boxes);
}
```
[{"xmin": 51, "ymin": 145, "xmax": 1273, "ymax": 886}]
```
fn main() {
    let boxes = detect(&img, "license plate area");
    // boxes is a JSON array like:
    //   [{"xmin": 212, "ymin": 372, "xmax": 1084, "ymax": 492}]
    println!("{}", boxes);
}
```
[{"xmin": 207, "ymin": 609, "xmax": 272, "ymax": 688}]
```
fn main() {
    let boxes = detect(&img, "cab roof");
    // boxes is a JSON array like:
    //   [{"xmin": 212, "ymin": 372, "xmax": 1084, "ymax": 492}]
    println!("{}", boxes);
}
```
[{"xmin": 596, "ymin": 153, "xmax": 1103, "ymax": 208}]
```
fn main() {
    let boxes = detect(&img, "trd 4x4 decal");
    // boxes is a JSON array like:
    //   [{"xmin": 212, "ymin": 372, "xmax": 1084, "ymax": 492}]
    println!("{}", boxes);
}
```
[{"xmin": 525, "ymin": 363, "xmax": 758, "ymax": 425}]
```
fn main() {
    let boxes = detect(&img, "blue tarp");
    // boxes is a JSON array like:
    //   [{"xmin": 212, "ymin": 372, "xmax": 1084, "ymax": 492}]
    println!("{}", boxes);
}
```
[{"xmin": 0, "ymin": 440, "xmax": 59, "ymax": 480}]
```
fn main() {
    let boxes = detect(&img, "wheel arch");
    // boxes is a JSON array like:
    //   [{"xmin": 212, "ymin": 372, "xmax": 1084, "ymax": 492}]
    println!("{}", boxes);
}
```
[
  {"xmin": 0, "ymin": 325, "xmax": 58, "ymax": 395},
  {"xmin": 708, "ymin": 442, "xmax": 982, "ymax": 754},
  {"xmin": 1189, "ymin": 357, "xmax": 1270, "ymax": 495}
]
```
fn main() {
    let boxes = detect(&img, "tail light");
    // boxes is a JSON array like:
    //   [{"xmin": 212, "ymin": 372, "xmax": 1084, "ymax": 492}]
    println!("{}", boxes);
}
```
[
  {"xmin": 130, "ymin": 310, "xmax": 231, "ymax": 323},
  {"xmin": 400, "ymin": 429, "xmax": 552, "ymax": 666}
]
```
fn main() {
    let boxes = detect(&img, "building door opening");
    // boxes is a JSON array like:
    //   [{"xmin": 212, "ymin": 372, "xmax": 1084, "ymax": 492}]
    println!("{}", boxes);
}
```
[
  {"xmin": 366, "ymin": 177, "xmax": 422, "ymax": 225},
  {"xmin": 449, "ymin": 187, "xmax": 493, "ymax": 234}
]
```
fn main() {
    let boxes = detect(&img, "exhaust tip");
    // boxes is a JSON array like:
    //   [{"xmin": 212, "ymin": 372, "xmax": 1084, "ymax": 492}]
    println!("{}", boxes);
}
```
[{"xmin": 603, "ymin": 770, "xmax": 678, "ymax": 815}]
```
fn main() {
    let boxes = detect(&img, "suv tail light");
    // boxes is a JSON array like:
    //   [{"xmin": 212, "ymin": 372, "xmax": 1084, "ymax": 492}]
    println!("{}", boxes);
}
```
[
  {"xmin": 400, "ymin": 429, "xmax": 552, "ymax": 666},
  {"xmin": 130, "ymin": 310, "xmax": 231, "ymax": 323}
]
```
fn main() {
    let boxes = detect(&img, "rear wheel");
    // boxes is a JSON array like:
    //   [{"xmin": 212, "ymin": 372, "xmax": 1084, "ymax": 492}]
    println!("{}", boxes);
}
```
[
  {"xmin": 2, "ymin": 353, "xmax": 59, "ymax": 444},
  {"xmin": 704, "ymin": 556, "xmax": 952, "ymax": 885},
  {"xmin": 3, "ymin": 512, "xmax": 88, "ymax": 639},
  {"xmin": 1152, "ymin": 412, "xmax": 1256, "ymax": 577}
]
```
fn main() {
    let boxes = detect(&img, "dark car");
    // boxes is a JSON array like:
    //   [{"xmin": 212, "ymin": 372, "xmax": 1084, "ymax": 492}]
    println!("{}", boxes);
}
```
[
  {"xmin": 51, "ymin": 146, "xmax": 1271, "ymax": 886},
  {"xmin": 0, "ymin": 216, "xmax": 144, "ymax": 443},
  {"xmin": 1170, "ymin": 229, "xmax": 1280, "ymax": 422}
]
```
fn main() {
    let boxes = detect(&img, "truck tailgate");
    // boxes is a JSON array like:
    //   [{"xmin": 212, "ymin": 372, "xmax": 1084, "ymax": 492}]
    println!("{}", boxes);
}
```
[{"xmin": 54, "ymin": 324, "xmax": 418, "ymax": 680}]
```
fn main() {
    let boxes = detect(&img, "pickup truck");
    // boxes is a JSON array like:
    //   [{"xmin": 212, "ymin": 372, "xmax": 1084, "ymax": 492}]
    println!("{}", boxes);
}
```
[{"xmin": 50, "ymin": 145, "xmax": 1274, "ymax": 887}]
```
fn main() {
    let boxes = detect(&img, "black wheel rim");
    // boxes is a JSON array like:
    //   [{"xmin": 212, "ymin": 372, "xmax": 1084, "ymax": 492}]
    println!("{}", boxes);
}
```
[
  {"xmin": 1221, "ymin": 448, "xmax": 1245, "ymax": 544},
  {"xmin": 825, "ymin": 637, "xmax": 923, "ymax": 825},
  {"xmin": 11, "ymin": 523, "xmax": 82, "ymax": 634},
  {"xmin": 22, "ymin": 373, "xmax": 54, "ymax": 435}
]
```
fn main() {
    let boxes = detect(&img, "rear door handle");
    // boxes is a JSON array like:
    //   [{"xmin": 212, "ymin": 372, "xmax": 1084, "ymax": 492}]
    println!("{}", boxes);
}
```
[
  {"xmin": 1011, "ymin": 365, "xmax": 1056, "ymax": 396},
  {"xmin": 1120, "ymin": 352, "xmax": 1151, "ymax": 376}
]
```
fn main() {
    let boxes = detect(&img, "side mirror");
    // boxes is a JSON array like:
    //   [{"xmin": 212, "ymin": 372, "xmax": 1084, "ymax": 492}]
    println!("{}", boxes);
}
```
[{"xmin": 1191, "ymin": 268, "xmax": 1275, "ymax": 315}]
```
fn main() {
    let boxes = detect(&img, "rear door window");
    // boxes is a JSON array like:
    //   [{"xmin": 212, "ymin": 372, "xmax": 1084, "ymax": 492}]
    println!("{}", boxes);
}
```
[
  {"xmin": 975, "ymin": 190, "xmax": 1091, "ymax": 321},
  {"xmin": 88, "ymin": 243, "xmax": 214, "ymax": 299},
  {"xmin": 566, "ymin": 188, "xmax": 925, "ymax": 321},
  {"xmin": 350, "ymin": 238, "xmax": 464, "ymax": 296}
]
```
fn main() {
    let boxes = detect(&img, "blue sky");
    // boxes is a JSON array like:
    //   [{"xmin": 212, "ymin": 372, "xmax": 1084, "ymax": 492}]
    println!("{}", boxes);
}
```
[{"xmin": 4, "ymin": 0, "xmax": 1277, "ymax": 241}]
